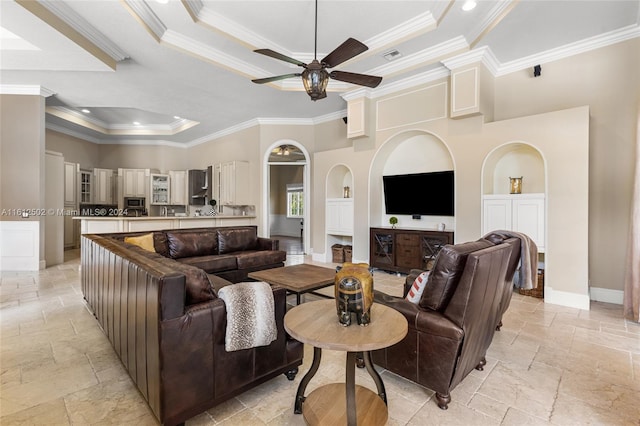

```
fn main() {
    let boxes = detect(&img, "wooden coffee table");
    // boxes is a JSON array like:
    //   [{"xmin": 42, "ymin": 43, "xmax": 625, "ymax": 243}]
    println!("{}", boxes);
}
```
[
  {"xmin": 285, "ymin": 299, "xmax": 408, "ymax": 426},
  {"xmin": 248, "ymin": 264, "xmax": 336, "ymax": 305}
]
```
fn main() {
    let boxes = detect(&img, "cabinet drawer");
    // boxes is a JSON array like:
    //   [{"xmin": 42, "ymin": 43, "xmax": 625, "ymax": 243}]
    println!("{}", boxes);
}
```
[
  {"xmin": 396, "ymin": 234, "xmax": 419, "ymax": 246},
  {"xmin": 396, "ymin": 247, "xmax": 420, "ymax": 268}
]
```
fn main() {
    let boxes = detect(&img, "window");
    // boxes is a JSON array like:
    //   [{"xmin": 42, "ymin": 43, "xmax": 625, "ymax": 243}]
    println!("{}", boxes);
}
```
[{"xmin": 287, "ymin": 184, "xmax": 304, "ymax": 218}]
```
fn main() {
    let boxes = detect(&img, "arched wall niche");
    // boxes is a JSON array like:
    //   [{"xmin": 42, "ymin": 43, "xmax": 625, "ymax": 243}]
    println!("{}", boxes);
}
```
[
  {"xmin": 369, "ymin": 130, "xmax": 455, "ymax": 230},
  {"xmin": 326, "ymin": 164, "xmax": 353, "ymax": 198},
  {"xmin": 482, "ymin": 143, "xmax": 545, "ymax": 194}
]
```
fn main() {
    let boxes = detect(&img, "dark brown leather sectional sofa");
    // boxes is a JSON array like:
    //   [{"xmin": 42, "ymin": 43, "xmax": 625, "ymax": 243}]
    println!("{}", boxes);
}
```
[
  {"xmin": 372, "ymin": 235, "xmax": 521, "ymax": 410},
  {"xmin": 80, "ymin": 226, "xmax": 303, "ymax": 426}
]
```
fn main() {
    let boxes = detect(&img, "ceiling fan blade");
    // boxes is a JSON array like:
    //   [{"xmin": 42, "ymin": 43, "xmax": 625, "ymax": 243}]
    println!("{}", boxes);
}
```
[
  {"xmin": 252, "ymin": 73, "xmax": 301, "ymax": 84},
  {"xmin": 329, "ymin": 71, "xmax": 382, "ymax": 88},
  {"xmin": 321, "ymin": 38, "xmax": 368, "ymax": 68},
  {"xmin": 254, "ymin": 49, "xmax": 306, "ymax": 67}
]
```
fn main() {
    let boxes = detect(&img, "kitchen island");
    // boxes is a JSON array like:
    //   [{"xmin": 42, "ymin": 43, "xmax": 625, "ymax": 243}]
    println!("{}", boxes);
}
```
[{"xmin": 74, "ymin": 215, "xmax": 256, "ymax": 235}]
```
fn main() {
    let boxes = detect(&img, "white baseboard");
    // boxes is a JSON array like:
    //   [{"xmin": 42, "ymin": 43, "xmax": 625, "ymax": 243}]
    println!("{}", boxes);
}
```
[
  {"xmin": 544, "ymin": 286, "xmax": 591, "ymax": 310},
  {"xmin": 589, "ymin": 287, "xmax": 624, "ymax": 305},
  {"xmin": 312, "ymin": 252, "xmax": 328, "ymax": 263}
]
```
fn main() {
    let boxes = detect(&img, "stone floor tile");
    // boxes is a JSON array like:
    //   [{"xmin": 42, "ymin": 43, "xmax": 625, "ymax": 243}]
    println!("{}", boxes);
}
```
[
  {"xmin": 408, "ymin": 399, "xmax": 500, "ymax": 426},
  {"xmin": 501, "ymin": 407, "xmax": 550, "ymax": 425},
  {"xmin": 478, "ymin": 361, "xmax": 561, "ymax": 420},
  {"xmin": 0, "ymin": 397, "xmax": 70, "ymax": 425},
  {"xmin": 550, "ymin": 391, "xmax": 637, "ymax": 425},
  {"xmin": 467, "ymin": 393, "xmax": 509, "ymax": 421}
]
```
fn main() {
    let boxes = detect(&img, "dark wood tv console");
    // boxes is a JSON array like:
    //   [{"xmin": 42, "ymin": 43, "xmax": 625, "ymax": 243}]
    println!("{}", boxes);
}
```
[{"xmin": 369, "ymin": 227, "xmax": 454, "ymax": 274}]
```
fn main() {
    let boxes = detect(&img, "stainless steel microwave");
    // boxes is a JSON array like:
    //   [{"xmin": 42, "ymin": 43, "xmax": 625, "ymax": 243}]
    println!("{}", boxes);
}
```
[{"xmin": 124, "ymin": 197, "xmax": 145, "ymax": 209}]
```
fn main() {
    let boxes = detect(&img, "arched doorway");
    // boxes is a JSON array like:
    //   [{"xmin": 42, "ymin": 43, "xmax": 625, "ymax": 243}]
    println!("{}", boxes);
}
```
[{"xmin": 262, "ymin": 141, "xmax": 310, "ymax": 255}]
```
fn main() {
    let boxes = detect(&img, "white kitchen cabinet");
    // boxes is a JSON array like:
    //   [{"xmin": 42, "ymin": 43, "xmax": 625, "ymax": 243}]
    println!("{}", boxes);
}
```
[
  {"xmin": 214, "ymin": 161, "xmax": 250, "ymax": 206},
  {"xmin": 120, "ymin": 168, "xmax": 149, "ymax": 198},
  {"xmin": 64, "ymin": 162, "xmax": 78, "ymax": 205},
  {"xmin": 326, "ymin": 198, "xmax": 354, "ymax": 236},
  {"xmin": 483, "ymin": 193, "xmax": 545, "ymax": 251},
  {"xmin": 93, "ymin": 168, "xmax": 115, "ymax": 204},
  {"xmin": 150, "ymin": 174, "xmax": 170, "ymax": 205},
  {"xmin": 169, "ymin": 170, "xmax": 188, "ymax": 205},
  {"xmin": 79, "ymin": 170, "xmax": 92, "ymax": 204}
]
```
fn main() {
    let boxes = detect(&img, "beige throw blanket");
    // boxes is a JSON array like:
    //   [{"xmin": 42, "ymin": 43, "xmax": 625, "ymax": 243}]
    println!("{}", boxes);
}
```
[
  {"xmin": 217, "ymin": 281, "xmax": 277, "ymax": 352},
  {"xmin": 484, "ymin": 230, "xmax": 539, "ymax": 290}
]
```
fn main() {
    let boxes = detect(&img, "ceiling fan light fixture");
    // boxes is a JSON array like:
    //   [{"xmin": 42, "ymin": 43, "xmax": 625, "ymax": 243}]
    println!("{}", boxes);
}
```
[{"xmin": 302, "ymin": 67, "xmax": 329, "ymax": 101}]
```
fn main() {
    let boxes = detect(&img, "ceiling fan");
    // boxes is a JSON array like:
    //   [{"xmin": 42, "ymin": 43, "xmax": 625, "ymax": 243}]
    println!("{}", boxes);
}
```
[{"xmin": 251, "ymin": 0, "xmax": 382, "ymax": 101}]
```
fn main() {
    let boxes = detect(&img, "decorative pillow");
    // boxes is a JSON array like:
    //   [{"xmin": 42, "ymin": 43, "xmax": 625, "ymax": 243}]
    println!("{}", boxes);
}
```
[
  {"xmin": 124, "ymin": 233, "xmax": 156, "ymax": 252},
  {"xmin": 405, "ymin": 271, "xmax": 429, "ymax": 304},
  {"xmin": 217, "ymin": 228, "xmax": 258, "ymax": 254},
  {"xmin": 419, "ymin": 239, "xmax": 494, "ymax": 311}
]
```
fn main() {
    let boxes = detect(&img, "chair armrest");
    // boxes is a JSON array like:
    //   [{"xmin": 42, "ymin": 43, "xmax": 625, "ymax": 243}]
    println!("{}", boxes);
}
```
[{"xmin": 257, "ymin": 237, "xmax": 279, "ymax": 251}]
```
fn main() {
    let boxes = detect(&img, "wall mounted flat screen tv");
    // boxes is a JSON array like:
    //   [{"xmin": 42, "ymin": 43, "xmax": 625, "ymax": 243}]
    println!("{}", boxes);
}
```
[{"xmin": 383, "ymin": 170, "xmax": 454, "ymax": 216}]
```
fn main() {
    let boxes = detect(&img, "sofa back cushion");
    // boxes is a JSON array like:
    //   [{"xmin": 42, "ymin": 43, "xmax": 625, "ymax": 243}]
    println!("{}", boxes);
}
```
[
  {"xmin": 166, "ymin": 230, "xmax": 218, "ymax": 259},
  {"xmin": 217, "ymin": 228, "xmax": 258, "ymax": 254},
  {"xmin": 419, "ymin": 239, "xmax": 494, "ymax": 311},
  {"xmin": 121, "ymin": 242, "xmax": 215, "ymax": 305}
]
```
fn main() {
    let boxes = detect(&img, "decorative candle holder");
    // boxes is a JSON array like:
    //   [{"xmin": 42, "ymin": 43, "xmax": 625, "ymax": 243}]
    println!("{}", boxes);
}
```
[
  {"xmin": 509, "ymin": 177, "xmax": 522, "ymax": 194},
  {"xmin": 343, "ymin": 186, "xmax": 351, "ymax": 198}
]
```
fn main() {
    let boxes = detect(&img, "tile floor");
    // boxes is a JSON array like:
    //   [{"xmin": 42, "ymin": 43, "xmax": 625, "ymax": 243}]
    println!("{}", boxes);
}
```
[{"xmin": 1, "ymin": 250, "xmax": 639, "ymax": 425}]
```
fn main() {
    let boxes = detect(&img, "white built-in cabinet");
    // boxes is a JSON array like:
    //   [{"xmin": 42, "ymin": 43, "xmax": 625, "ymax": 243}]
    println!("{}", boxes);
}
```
[
  {"xmin": 214, "ymin": 161, "xmax": 250, "ymax": 206},
  {"xmin": 64, "ymin": 162, "xmax": 78, "ymax": 205},
  {"xmin": 326, "ymin": 198, "xmax": 354, "ymax": 236},
  {"xmin": 120, "ymin": 168, "xmax": 149, "ymax": 198},
  {"xmin": 169, "ymin": 170, "xmax": 188, "ymax": 205},
  {"xmin": 483, "ymin": 193, "xmax": 545, "ymax": 251},
  {"xmin": 93, "ymin": 168, "xmax": 114, "ymax": 204},
  {"xmin": 80, "ymin": 170, "xmax": 92, "ymax": 204},
  {"xmin": 150, "ymin": 174, "xmax": 170, "ymax": 205}
]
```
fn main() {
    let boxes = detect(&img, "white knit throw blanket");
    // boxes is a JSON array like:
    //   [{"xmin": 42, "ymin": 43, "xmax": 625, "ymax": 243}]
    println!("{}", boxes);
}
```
[
  {"xmin": 217, "ymin": 281, "xmax": 277, "ymax": 352},
  {"xmin": 484, "ymin": 230, "xmax": 539, "ymax": 290}
]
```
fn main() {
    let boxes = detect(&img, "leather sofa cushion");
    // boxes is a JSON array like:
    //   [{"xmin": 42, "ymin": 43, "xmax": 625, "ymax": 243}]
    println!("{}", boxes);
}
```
[
  {"xmin": 234, "ymin": 250, "xmax": 286, "ymax": 269},
  {"xmin": 153, "ymin": 232, "xmax": 170, "ymax": 257},
  {"xmin": 419, "ymin": 239, "xmax": 494, "ymax": 311},
  {"xmin": 169, "ymin": 260, "xmax": 216, "ymax": 304},
  {"xmin": 121, "ymin": 242, "xmax": 215, "ymax": 305},
  {"xmin": 166, "ymin": 230, "xmax": 218, "ymax": 259},
  {"xmin": 177, "ymin": 254, "xmax": 238, "ymax": 273},
  {"xmin": 217, "ymin": 228, "xmax": 258, "ymax": 254}
]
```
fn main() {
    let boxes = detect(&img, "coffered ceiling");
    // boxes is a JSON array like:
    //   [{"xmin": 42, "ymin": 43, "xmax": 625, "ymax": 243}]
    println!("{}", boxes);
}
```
[{"xmin": 1, "ymin": 0, "xmax": 639, "ymax": 147}]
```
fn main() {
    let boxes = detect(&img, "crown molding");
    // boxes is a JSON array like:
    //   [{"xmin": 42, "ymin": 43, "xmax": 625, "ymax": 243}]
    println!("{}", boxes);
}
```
[
  {"xmin": 366, "ymin": 11, "xmax": 437, "ymax": 52},
  {"xmin": 0, "ymin": 84, "xmax": 56, "ymax": 97},
  {"xmin": 46, "ymin": 122, "xmax": 102, "ymax": 144},
  {"xmin": 467, "ymin": 0, "xmax": 520, "ymax": 48},
  {"xmin": 161, "ymin": 30, "xmax": 265, "ymax": 78},
  {"xmin": 15, "ymin": 0, "xmax": 125, "ymax": 70},
  {"xmin": 441, "ymin": 46, "xmax": 501, "ymax": 76},
  {"xmin": 46, "ymin": 106, "xmax": 199, "ymax": 135},
  {"xmin": 41, "ymin": 0, "xmax": 128, "ymax": 61},
  {"xmin": 495, "ymin": 23, "xmax": 640, "ymax": 76},
  {"xmin": 182, "ymin": 0, "xmax": 290, "ymax": 54},
  {"xmin": 121, "ymin": 0, "xmax": 166, "ymax": 42},
  {"xmin": 370, "ymin": 36, "xmax": 468, "ymax": 77}
]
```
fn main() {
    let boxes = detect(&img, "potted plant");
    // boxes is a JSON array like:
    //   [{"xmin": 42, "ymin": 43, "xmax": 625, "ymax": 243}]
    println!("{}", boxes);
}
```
[{"xmin": 389, "ymin": 216, "xmax": 398, "ymax": 229}]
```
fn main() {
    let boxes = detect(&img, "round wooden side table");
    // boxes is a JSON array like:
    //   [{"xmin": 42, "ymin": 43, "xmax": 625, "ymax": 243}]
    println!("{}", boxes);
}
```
[{"xmin": 284, "ymin": 299, "xmax": 408, "ymax": 426}]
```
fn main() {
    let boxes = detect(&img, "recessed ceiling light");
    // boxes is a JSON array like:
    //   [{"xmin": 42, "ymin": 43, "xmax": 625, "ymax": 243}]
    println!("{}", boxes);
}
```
[
  {"xmin": 81, "ymin": 108, "xmax": 91, "ymax": 114},
  {"xmin": 155, "ymin": 0, "xmax": 169, "ymax": 4},
  {"xmin": 173, "ymin": 115, "xmax": 181, "ymax": 119},
  {"xmin": 133, "ymin": 121, "xmax": 141, "ymax": 125},
  {"xmin": 462, "ymin": 0, "xmax": 477, "ymax": 11}
]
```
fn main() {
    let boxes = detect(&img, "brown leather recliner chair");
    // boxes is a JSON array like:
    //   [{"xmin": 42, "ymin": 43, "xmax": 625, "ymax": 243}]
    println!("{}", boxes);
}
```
[{"xmin": 372, "ymin": 237, "xmax": 519, "ymax": 409}]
